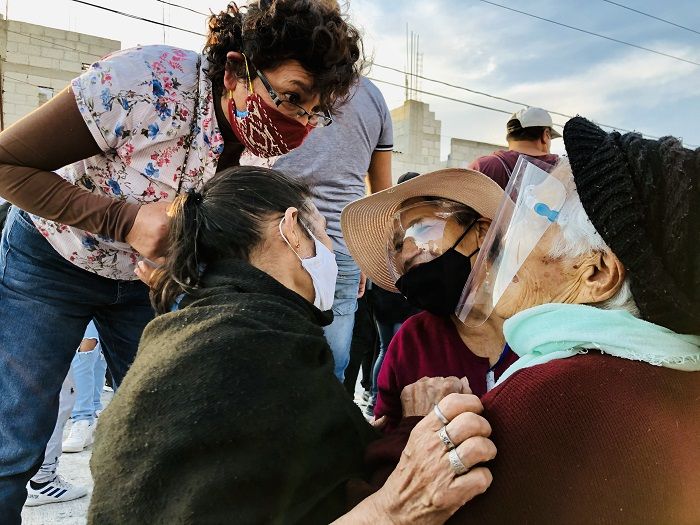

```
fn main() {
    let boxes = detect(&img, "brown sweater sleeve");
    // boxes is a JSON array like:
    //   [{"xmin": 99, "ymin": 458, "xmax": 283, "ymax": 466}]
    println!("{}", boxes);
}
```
[{"xmin": 0, "ymin": 86, "xmax": 139, "ymax": 241}]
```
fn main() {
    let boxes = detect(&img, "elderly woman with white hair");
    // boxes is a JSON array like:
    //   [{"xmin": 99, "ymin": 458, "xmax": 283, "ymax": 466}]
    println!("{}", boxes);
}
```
[{"xmin": 347, "ymin": 116, "xmax": 700, "ymax": 523}]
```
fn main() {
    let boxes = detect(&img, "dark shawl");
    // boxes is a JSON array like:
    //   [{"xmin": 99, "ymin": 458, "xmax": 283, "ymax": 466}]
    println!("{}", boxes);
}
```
[{"xmin": 88, "ymin": 260, "xmax": 378, "ymax": 524}]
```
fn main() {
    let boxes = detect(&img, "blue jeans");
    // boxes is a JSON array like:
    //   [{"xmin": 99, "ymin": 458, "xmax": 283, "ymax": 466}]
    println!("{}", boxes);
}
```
[
  {"xmin": 0, "ymin": 208, "xmax": 154, "ymax": 521},
  {"xmin": 31, "ymin": 370, "xmax": 75, "ymax": 484},
  {"xmin": 71, "ymin": 321, "xmax": 107, "ymax": 422},
  {"xmin": 323, "ymin": 252, "xmax": 360, "ymax": 382},
  {"xmin": 371, "ymin": 321, "xmax": 403, "ymax": 402}
]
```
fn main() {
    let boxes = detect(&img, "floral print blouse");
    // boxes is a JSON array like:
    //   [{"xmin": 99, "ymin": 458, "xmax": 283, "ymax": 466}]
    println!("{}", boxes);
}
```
[{"xmin": 31, "ymin": 45, "xmax": 225, "ymax": 280}]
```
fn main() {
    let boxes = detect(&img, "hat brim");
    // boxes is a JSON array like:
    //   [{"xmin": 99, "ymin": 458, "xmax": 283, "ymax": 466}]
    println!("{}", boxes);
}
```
[
  {"xmin": 550, "ymin": 127, "xmax": 562, "ymax": 139},
  {"xmin": 340, "ymin": 168, "xmax": 505, "ymax": 292}
]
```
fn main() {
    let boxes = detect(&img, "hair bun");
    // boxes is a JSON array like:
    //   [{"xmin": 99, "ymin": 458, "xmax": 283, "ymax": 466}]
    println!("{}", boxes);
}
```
[{"xmin": 186, "ymin": 188, "xmax": 204, "ymax": 205}]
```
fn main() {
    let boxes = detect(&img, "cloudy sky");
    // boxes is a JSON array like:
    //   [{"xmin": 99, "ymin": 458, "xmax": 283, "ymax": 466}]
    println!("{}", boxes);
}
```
[{"xmin": 10, "ymin": 0, "xmax": 700, "ymax": 156}]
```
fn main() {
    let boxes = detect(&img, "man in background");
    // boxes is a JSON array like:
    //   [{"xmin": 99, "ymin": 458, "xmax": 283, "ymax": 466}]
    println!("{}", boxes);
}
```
[{"xmin": 469, "ymin": 107, "xmax": 561, "ymax": 186}]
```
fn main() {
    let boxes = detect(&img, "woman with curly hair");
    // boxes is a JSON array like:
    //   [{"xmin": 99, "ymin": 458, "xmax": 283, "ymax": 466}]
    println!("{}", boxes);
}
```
[{"xmin": 0, "ymin": 1, "xmax": 361, "ymax": 519}]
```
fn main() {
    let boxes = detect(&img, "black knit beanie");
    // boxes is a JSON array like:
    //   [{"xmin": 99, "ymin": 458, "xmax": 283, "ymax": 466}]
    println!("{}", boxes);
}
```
[{"xmin": 563, "ymin": 116, "xmax": 700, "ymax": 335}]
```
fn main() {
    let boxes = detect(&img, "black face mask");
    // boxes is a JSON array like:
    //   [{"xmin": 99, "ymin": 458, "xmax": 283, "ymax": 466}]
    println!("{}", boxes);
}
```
[{"xmin": 395, "ymin": 221, "xmax": 479, "ymax": 317}]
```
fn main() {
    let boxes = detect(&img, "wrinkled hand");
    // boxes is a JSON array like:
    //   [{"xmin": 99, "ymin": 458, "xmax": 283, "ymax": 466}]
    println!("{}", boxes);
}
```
[
  {"xmin": 371, "ymin": 393, "xmax": 495, "ymax": 524},
  {"xmin": 401, "ymin": 376, "xmax": 471, "ymax": 418},
  {"xmin": 125, "ymin": 201, "xmax": 171, "ymax": 260}
]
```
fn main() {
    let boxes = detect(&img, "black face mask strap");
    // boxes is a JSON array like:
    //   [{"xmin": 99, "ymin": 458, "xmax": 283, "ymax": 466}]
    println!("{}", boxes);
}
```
[
  {"xmin": 450, "ymin": 218, "xmax": 480, "ymax": 251},
  {"xmin": 466, "ymin": 244, "xmax": 480, "ymax": 259}
]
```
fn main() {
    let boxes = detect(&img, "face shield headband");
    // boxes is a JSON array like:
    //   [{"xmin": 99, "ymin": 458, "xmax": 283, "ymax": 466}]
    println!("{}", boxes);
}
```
[{"xmin": 455, "ymin": 157, "xmax": 569, "ymax": 327}]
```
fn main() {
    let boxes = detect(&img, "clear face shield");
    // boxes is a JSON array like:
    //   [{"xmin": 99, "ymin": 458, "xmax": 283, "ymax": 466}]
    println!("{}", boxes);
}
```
[
  {"xmin": 386, "ymin": 199, "xmax": 471, "ymax": 282},
  {"xmin": 455, "ymin": 157, "xmax": 569, "ymax": 327}
]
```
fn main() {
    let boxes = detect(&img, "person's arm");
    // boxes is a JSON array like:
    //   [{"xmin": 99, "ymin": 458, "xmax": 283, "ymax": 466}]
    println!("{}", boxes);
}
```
[
  {"xmin": 365, "ymin": 78, "xmax": 393, "ymax": 194},
  {"xmin": 0, "ymin": 87, "xmax": 139, "ymax": 241},
  {"xmin": 366, "ymin": 150, "xmax": 392, "ymax": 193}
]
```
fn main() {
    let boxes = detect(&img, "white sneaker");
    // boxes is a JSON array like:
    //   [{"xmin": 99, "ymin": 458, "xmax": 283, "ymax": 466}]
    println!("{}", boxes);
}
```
[
  {"xmin": 24, "ymin": 475, "xmax": 88, "ymax": 506},
  {"xmin": 62, "ymin": 419, "xmax": 95, "ymax": 453}
]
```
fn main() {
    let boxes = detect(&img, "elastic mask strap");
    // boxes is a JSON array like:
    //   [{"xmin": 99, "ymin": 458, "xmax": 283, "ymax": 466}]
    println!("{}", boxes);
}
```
[
  {"xmin": 466, "ymin": 244, "xmax": 480, "ymax": 259},
  {"xmin": 450, "ymin": 218, "xmax": 479, "ymax": 250},
  {"xmin": 242, "ymin": 53, "xmax": 254, "ymax": 93},
  {"xmin": 279, "ymin": 217, "xmax": 303, "ymax": 263},
  {"xmin": 229, "ymin": 53, "xmax": 254, "ymax": 119}
]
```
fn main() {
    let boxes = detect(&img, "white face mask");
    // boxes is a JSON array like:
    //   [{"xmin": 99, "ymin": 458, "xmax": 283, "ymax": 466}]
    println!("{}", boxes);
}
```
[{"xmin": 279, "ymin": 218, "xmax": 338, "ymax": 311}]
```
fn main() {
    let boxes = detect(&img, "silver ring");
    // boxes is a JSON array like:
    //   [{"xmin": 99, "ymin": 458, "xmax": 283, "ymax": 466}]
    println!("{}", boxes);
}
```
[
  {"xmin": 433, "ymin": 403, "xmax": 449, "ymax": 425},
  {"xmin": 448, "ymin": 448, "xmax": 469, "ymax": 476},
  {"xmin": 438, "ymin": 425, "xmax": 456, "ymax": 451}
]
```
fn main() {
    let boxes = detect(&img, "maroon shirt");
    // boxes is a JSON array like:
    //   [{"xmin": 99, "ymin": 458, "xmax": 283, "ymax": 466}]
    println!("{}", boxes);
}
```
[
  {"xmin": 374, "ymin": 311, "xmax": 518, "ymax": 430},
  {"xmin": 468, "ymin": 150, "xmax": 560, "ymax": 189},
  {"xmin": 364, "ymin": 353, "xmax": 700, "ymax": 524}
]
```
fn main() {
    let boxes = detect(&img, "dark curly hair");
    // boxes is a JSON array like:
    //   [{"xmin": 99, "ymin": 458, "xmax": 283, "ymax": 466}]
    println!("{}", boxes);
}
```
[{"xmin": 203, "ymin": 1, "xmax": 362, "ymax": 112}]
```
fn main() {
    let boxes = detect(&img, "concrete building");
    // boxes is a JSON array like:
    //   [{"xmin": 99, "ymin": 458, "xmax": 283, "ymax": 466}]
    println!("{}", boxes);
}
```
[
  {"xmin": 0, "ymin": 17, "xmax": 120, "ymax": 129},
  {"xmin": 444, "ymin": 137, "xmax": 505, "ymax": 169},
  {"xmin": 390, "ymin": 99, "xmax": 505, "ymax": 182},
  {"xmin": 390, "ymin": 99, "xmax": 442, "ymax": 181}
]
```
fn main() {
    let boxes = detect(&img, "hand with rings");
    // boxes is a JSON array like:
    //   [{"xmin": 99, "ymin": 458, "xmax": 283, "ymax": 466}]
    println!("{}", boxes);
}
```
[
  {"xmin": 359, "ymin": 392, "xmax": 496, "ymax": 524},
  {"xmin": 433, "ymin": 415, "xmax": 471, "ymax": 477}
]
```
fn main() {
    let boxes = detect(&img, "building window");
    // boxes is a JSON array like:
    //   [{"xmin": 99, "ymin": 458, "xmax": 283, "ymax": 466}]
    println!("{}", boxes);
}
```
[
  {"xmin": 82, "ymin": 63, "xmax": 91, "ymax": 71},
  {"xmin": 37, "ymin": 86, "xmax": 54, "ymax": 106}
]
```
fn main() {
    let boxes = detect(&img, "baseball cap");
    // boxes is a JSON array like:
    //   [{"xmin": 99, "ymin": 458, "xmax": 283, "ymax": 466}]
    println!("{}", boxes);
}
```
[{"xmin": 507, "ymin": 107, "xmax": 562, "ymax": 138}]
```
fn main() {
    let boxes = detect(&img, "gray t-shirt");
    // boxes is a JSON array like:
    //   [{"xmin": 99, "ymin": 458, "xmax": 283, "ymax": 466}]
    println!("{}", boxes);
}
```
[{"xmin": 273, "ymin": 77, "xmax": 393, "ymax": 255}]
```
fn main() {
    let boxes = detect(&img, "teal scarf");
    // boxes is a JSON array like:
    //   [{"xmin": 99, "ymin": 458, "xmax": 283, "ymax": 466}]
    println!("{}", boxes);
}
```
[{"xmin": 496, "ymin": 303, "xmax": 700, "ymax": 387}]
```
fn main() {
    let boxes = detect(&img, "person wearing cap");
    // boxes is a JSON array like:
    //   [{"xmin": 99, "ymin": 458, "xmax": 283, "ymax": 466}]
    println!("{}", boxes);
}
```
[
  {"xmin": 358, "ymin": 117, "xmax": 700, "ymax": 523},
  {"xmin": 341, "ymin": 168, "xmax": 518, "ymax": 431},
  {"xmin": 468, "ymin": 107, "xmax": 560, "ymax": 188}
]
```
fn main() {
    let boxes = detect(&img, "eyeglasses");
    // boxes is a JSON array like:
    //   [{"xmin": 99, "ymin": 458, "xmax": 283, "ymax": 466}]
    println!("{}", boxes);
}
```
[
  {"xmin": 254, "ymin": 68, "xmax": 333, "ymax": 128},
  {"xmin": 386, "ymin": 200, "xmax": 470, "ymax": 277}
]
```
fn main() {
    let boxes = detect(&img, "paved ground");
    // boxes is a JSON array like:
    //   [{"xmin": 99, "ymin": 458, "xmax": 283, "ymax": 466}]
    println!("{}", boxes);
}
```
[
  {"xmin": 21, "ymin": 447, "xmax": 92, "ymax": 525},
  {"xmin": 21, "ymin": 376, "xmax": 370, "ymax": 524}
]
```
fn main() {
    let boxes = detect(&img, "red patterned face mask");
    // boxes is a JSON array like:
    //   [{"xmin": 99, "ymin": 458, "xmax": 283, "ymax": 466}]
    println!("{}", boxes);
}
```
[{"xmin": 228, "ymin": 93, "xmax": 312, "ymax": 158}]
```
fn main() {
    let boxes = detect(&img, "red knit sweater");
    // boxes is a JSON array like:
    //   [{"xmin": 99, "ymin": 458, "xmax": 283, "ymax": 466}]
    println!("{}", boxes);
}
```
[
  {"xmin": 365, "ymin": 353, "xmax": 700, "ymax": 524},
  {"xmin": 375, "ymin": 311, "xmax": 517, "ymax": 430}
]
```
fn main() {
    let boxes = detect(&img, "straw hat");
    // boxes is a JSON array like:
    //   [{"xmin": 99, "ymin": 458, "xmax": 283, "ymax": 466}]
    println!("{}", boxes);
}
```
[{"xmin": 341, "ymin": 168, "xmax": 505, "ymax": 292}]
